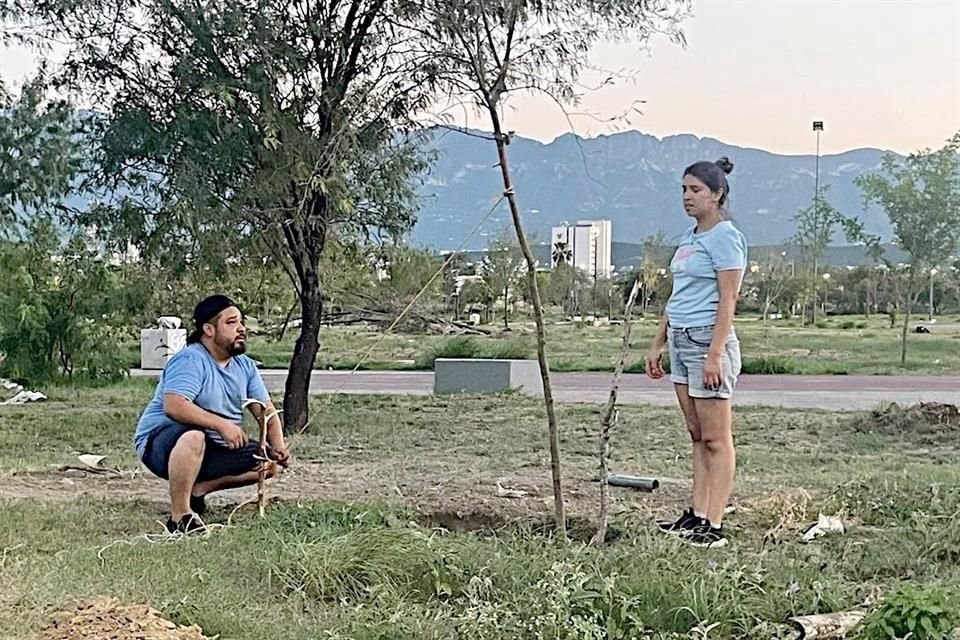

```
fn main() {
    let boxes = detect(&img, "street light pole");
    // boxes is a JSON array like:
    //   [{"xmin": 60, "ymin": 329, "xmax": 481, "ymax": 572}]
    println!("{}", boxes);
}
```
[
  {"xmin": 812, "ymin": 121, "xmax": 824, "ymax": 324},
  {"xmin": 929, "ymin": 268, "xmax": 937, "ymax": 321}
]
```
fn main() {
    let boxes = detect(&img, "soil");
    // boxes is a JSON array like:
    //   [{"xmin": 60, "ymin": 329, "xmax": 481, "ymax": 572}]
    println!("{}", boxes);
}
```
[
  {"xmin": 0, "ymin": 460, "xmax": 692, "ymax": 536},
  {"xmin": 854, "ymin": 402, "xmax": 960, "ymax": 441},
  {"xmin": 34, "ymin": 597, "xmax": 214, "ymax": 640}
]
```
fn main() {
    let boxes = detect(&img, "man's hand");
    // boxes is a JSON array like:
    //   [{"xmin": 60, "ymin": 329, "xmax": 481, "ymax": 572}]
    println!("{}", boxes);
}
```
[
  {"xmin": 646, "ymin": 344, "xmax": 665, "ymax": 380},
  {"xmin": 269, "ymin": 443, "xmax": 291, "ymax": 467},
  {"xmin": 219, "ymin": 423, "xmax": 249, "ymax": 449},
  {"xmin": 703, "ymin": 352, "xmax": 723, "ymax": 392}
]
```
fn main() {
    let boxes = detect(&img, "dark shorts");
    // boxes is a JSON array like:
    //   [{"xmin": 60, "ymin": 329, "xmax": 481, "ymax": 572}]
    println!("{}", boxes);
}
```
[{"xmin": 141, "ymin": 423, "xmax": 261, "ymax": 482}]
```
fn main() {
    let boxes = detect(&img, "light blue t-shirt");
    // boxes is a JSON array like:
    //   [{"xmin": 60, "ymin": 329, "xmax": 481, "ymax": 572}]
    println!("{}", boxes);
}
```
[
  {"xmin": 134, "ymin": 343, "xmax": 270, "ymax": 456},
  {"xmin": 665, "ymin": 220, "xmax": 748, "ymax": 328}
]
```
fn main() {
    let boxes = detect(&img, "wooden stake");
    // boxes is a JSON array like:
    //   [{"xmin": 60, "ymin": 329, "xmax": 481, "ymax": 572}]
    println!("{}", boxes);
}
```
[
  {"xmin": 258, "ymin": 408, "xmax": 268, "ymax": 518},
  {"xmin": 591, "ymin": 279, "xmax": 642, "ymax": 546}
]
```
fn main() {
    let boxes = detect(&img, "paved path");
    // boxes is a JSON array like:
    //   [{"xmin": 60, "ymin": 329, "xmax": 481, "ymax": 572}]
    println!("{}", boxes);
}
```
[{"xmin": 131, "ymin": 369, "xmax": 960, "ymax": 410}]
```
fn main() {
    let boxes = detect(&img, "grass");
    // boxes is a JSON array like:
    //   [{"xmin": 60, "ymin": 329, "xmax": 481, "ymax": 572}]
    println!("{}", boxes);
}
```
[
  {"xmin": 221, "ymin": 314, "xmax": 960, "ymax": 375},
  {"xmin": 2, "ymin": 383, "xmax": 960, "ymax": 637}
]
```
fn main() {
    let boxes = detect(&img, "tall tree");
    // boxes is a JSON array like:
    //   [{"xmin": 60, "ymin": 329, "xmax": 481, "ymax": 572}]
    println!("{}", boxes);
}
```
[
  {"xmin": 422, "ymin": 0, "xmax": 690, "ymax": 534},
  {"xmin": 857, "ymin": 133, "xmax": 960, "ymax": 365},
  {"xmin": 750, "ymin": 248, "xmax": 797, "ymax": 322},
  {"xmin": 0, "ymin": 76, "xmax": 82, "ymax": 238},
  {"xmin": 792, "ymin": 186, "xmax": 842, "ymax": 325},
  {"xmin": 481, "ymin": 230, "xmax": 524, "ymax": 329},
  {"xmin": 638, "ymin": 231, "xmax": 669, "ymax": 316},
  {"xmin": 15, "ymin": 0, "xmax": 437, "ymax": 430}
]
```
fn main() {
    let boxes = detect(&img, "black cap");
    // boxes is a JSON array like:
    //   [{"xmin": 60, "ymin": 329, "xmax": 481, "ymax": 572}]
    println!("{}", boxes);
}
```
[{"xmin": 187, "ymin": 294, "xmax": 238, "ymax": 344}]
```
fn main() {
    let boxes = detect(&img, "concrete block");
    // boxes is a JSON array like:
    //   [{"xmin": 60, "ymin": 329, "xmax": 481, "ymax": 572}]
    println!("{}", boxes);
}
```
[
  {"xmin": 434, "ymin": 358, "xmax": 543, "ymax": 395},
  {"xmin": 140, "ymin": 328, "xmax": 187, "ymax": 369}
]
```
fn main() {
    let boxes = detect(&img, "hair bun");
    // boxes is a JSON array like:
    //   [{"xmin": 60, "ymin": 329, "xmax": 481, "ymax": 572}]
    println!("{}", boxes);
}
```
[{"xmin": 715, "ymin": 156, "xmax": 734, "ymax": 175}]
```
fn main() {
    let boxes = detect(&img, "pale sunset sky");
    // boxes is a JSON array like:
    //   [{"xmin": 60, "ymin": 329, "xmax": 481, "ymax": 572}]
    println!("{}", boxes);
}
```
[{"xmin": 2, "ymin": 0, "xmax": 958, "ymax": 156}]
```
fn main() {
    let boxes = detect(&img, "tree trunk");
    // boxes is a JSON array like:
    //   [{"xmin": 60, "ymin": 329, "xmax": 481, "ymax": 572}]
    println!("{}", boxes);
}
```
[
  {"xmin": 899, "ymin": 270, "xmax": 919, "ymax": 366},
  {"xmin": 811, "ymin": 258, "xmax": 819, "ymax": 325},
  {"xmin": 503, "ymin": 284, "xmax": 509, "ymax": 329},
  {"xmin": 489, "ymin": 117, "xmax": 565, "ymax": 536},
  {"xmin": 285, "ymin": 281, "xmax": 322, "ymax": 433}
]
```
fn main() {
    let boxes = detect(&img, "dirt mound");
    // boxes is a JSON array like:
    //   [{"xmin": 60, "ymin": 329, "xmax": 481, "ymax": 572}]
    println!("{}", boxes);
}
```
[
  {"xmin": 854, "ymin": 402, "xmax": 960, "ymax": 439},
  {"xmin": 35, "ymin": 597, "xmax": 215, "ymax": 640}
]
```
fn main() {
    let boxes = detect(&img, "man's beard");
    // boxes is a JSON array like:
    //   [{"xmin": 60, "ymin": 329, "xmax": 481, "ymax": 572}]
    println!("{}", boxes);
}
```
[{"xmin": 217, "ymin": 335, "xmax": 246, "ymax": 356}]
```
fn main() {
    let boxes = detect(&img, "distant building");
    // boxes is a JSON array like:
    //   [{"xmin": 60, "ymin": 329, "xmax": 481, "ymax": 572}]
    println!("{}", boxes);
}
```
[{"xmin": 550, "ymin": 219, "xmax": 612, "ymax": 279}]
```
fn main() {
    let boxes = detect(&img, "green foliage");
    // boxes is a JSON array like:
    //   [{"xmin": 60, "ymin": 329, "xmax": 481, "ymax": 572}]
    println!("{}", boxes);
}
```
[
  {"xmin": 856, "ymin": 132, "xmax": 960, "ymax": 364},
  {"xmin": 740, "ymin": 356, "xmax": 799, "ymax": 375},
  {"xmin": 413, "ymin": 336, "xmax": 533, "ymax": 369},
  {"xmin": 858, "ymin": 584, "xmax": 957, "ymax": 640},
  {"xmin": 857, "ymin": 133, "xmax": 960, "ymax": 273},
  {"xmin": 481, "ymin": 230, "xmax": 526, "ymax": 328},
  {"xmin": 413, "ymin": 335, "xmax": 479, "ymax": 369},
  {"xmin": 456, "ymin": 561, "xmax": 652, "ymax": 640},
  {"xmin": 19, "ymin": 0, "xmax": 442, "ymax": 427},
  {"xmin": 377, "ymin": 245, "xmax": 446, "ymax": 307},
  {"xmin": 483, "ymin": 339, "xmax": 533, "ymax": 360},
  {"xmin": 0, "ymin": 222, "xmax": 146, "ymax": 384},
  {"xmin": 0, "ymin": 76, "xmax": 82, "ymax": 238},
  {"xmin": 274, "ymin": 526, "xmax": 465, "ymax": 603}
]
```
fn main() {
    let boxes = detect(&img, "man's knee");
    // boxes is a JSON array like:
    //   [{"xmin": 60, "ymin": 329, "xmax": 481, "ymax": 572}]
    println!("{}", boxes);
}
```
[
  {"xmin": 686, "ymin": 421, "xmax": 703, "ymax": 442},
  {"xmin": 174, "ymin": 430, "xmax": 206, "ymax": 457}
]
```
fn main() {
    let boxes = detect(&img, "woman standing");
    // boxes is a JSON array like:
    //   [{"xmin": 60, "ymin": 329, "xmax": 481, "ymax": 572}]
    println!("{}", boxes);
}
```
[{"xmin": 646, "ymin": 157, "xmax": 747, "ymax": 549}]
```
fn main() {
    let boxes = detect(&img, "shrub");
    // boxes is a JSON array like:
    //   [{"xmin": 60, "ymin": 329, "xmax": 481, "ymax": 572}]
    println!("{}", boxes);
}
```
[
  {"xmin": 857, "ymin": 584, "xmax": 957, "ymax": 640},
  {"xmin": 740, "ymin": 356, "xmax": 798, "ymax": 375},
  {"xmin": 413, "ymin": 336, "xmax": 479, "ymax": 369}
]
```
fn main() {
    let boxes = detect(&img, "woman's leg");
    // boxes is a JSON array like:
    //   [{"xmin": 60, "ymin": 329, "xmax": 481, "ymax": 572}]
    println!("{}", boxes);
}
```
[
  {"xmin": 674, "ymin": 383, "xmax": 710, "ymax": 518},
  {"xmin": 693, "ymin": 397, "xmax": 735, "ymax": 526}
]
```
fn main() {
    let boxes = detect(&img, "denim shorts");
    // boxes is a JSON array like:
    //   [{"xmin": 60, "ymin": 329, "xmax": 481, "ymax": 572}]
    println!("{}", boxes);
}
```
[
  {"xmin": 667, "ymin": 324, "xmax": 742, "ymax": 399},
  {"xmin": 141, "ymin": 423, "xmax": 262, "ymax": 482}
]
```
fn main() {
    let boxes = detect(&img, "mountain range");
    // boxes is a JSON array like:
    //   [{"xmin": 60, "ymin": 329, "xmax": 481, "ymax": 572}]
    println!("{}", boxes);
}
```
[{"xmin": 411, "ymin": 128, "xmax": 897, "ymax": 251}]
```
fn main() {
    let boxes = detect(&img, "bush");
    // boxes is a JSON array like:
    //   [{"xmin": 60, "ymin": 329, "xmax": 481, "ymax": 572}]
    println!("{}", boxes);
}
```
[
  {"xmin": 416, "ymin": 337, "xmax": 536, "ymax": 369},
  {"xmin": 857, "ymin": 584, "xmax": 957, "ymax": 640},
  {"xmin": 480, "ymin": 339, "xmax": 532, "ymax": 360},
  {"xmin": 740, "ymin": 356, "xmax": 799, "ymax": 375},
  {"xmin": 0, "ymin": 223, "xmax": 145, "ymax": 385},
  {"xmin": 273, "ymin": 527, "xmax": 466, "ymax": 603},
  {"xmin": 413, "ymin": 336, "xmax": 479, "ymax": 369},
  {"xmin": 840, "ymin": 320, "xmax": 856, "ymax": 330}
]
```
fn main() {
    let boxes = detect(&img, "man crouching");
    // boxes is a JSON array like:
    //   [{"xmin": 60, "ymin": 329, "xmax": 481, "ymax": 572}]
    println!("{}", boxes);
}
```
[{"xmin": 134, "ymin": 294, "xmax": 291, "ymax": 534}]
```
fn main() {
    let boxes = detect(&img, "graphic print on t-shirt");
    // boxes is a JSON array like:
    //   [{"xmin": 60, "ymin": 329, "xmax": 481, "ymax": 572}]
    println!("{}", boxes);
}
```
[{"xmin": 671, "ymin": 244, "xmax": 697, "ymax": 272}]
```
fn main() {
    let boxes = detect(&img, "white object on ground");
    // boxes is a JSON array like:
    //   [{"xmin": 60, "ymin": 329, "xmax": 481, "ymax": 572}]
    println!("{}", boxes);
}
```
[
  {"xmin": 78, "ymin": 454, "xmax": 107, "ymax": 469},
  {"xmin": 496, "ymin": 482, "xmax": 529, "ymax": 499},
  {"xmin": 801, "ymin": 514, "xmax": 845, "ymax": 543},
  {"xmin": 2, "ymin": 389, "xmax": 47, "ymax": 405}
]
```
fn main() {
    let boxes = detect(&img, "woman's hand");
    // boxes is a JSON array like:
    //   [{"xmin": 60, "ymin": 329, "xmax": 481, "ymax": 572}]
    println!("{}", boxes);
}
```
[
  {"xmin": 703, "ymin": 351, "xmax": 723, "ymax": 392},
  {"xmin": 646, "ymin": 344, "xmax": 665, "ymax": 380}
]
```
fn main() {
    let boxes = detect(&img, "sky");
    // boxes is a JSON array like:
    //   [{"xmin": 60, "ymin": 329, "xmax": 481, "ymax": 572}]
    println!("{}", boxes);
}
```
[{"xmin": 2, "ymin": 0, "xmax": 958, "ymax": 156}]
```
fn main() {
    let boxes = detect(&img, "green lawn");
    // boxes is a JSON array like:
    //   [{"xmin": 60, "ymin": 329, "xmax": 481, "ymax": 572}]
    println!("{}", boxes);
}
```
[
  {"xmin": 1, "ymin": 381, "xmax": 958, "ymax": 638},
  {"xmin": 234, "ymin": 314, "xmax": 960, "ymax": 375}
]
